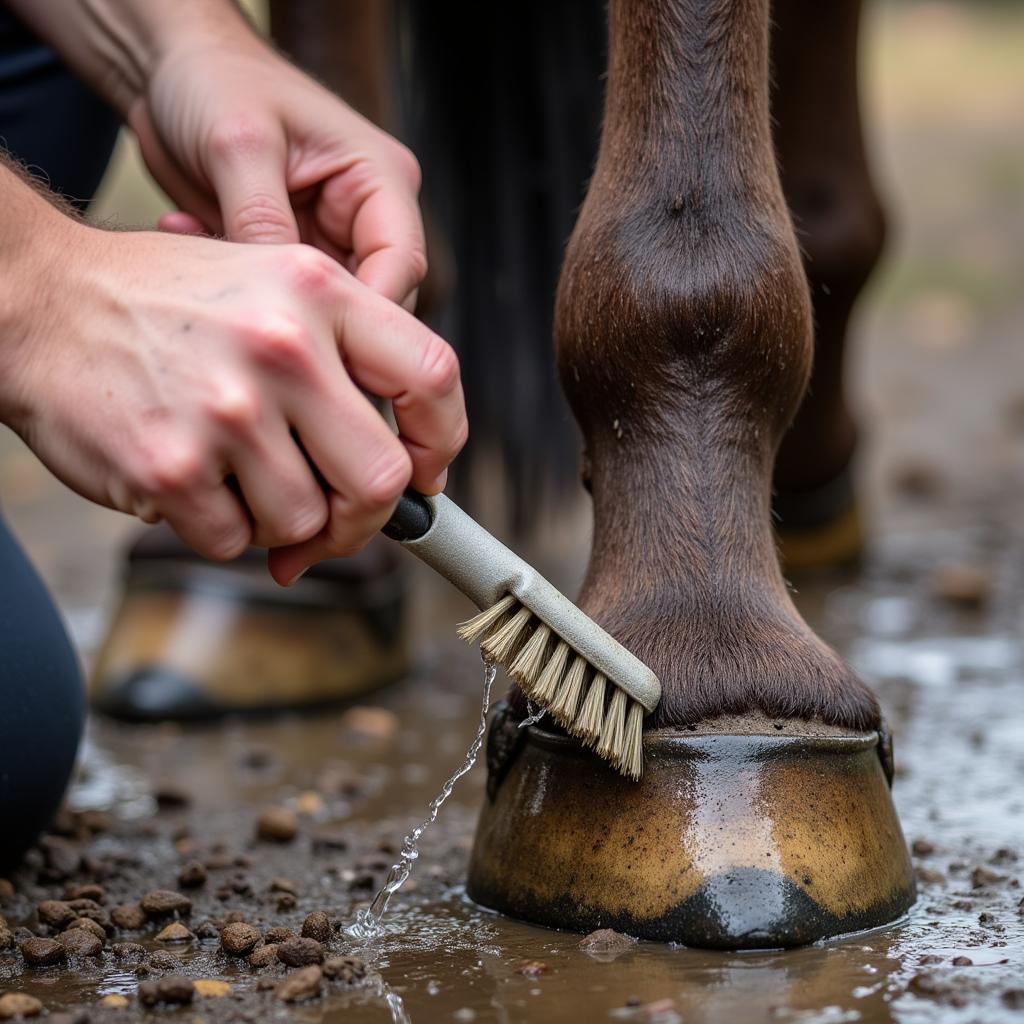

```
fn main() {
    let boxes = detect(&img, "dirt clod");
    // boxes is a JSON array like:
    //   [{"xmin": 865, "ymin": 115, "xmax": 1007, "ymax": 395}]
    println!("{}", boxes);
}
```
[
  {"xmin": 37, "ymin": 899, "xmax": 76, "ymax": 929},
  {"xmin": 111, "ymin": 904, "xmax": 147, "ymax": 930},
  {"xmin": 322, "ymin": 956, "xmax": 366, "ymax": 984},
  {"xmin": 912, "ymin": 839, "xmax": 936, "ymax": 856},
  {"xmin": 578, "ymin": 929, "xmax": 637, "ymax": 955},
  {"xmin": 277, "ymin": 936, "xmax": 324, "ymax": 967},
  {"xmin": 145, "ymin": 950, "xmax": 182, "ymax": 972},
  {"xmin": 269, "ymin": 877, "xmax": 296, "ymax": 894},
  {"xmin": 971, "ymin": 865, "xmax": 1004, "ymax": 889},
  {"xmin": 220, "ymin": 921, "xmax": 261, "ymax": 956},
  {"xmin": 138, "ymin": 975, "xmax": 195, "ymax": 1007},
  {"xmin": 66, "ymin": 883, "xmax": 105, "ymax": 902},
  {"xmin": 0, "ymin": 924, "xmax": 13, "ymax": 950},
  {"xmin": 274, "ymin": 965, "xmax": 322, "ymax": 1003},
  {"xmin": 0, "ymin": 993, "xmax": 43, "ymax": 1020},
  {"xmin": 20, "ymin": 936, "xmax": 66, "ymax": 966},
  {"xmin": 264, "ymin": 926, "xmax": 294, "ymax": 944},
  {"xmin": 300, "ymin": 911, "xmax": 332, "ymax": 944},
  {"xmin": 67, "ymin": 918, "xmax": 106, "ymax": 941},
  {"xmin": 249, "ymin": 943, "xmax": 280, "ymax": 968},
  {"xmin": 193, "ymin": 980, "xmax": 232, "ymax": 998},
  {"xmin": 177, "ymin": 861, "xmax": 207, "ymax": 888},
  {"xmin": 952, "ymin": 955, "xmax": 973, "ymax": 965},
  {"xmin": 140, "ymin": 890, "xmax": 191, "ymax": 918},
  {"xmin": 112, "ymin": 942, "xmax": 146, "ymax": 963},
  {"xmin": 57, "ymin": 928, "xmax": 103, "ymax": 958},
  {"xmin": 155, "ymin": 922, "xmax": 194, "ymax": 943},
  {"xmin": 256, "ymin": 806, "xmax": 299, "ymax": 843}
]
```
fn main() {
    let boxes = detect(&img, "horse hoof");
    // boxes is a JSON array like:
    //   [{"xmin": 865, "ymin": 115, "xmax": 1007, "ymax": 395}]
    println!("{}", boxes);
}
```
[{"xmin": 467, "ymin": 712, "xmax": 915, "ymax": 948}]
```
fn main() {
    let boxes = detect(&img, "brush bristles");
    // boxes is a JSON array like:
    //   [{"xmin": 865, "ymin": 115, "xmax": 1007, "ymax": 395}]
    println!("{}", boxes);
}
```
[
  {"xmin": 456, "ymin": 595, "xmax": 648, "ymax": 779},
  {"xmin": 571, "ymin": 673, "xmax": 606, "ymax": 746},
  {"xmin": 508, "ymin": 622, "xmax": 551, "ymax": 684},
  {"xmin": 457, "ymin": 594, "xmax": 516, "ymax": 643},
  {"xmin": 480, "ymin": 605, "xmax": 533, "ymax": 663},
  {"xmin": 531, "ymin": 640, "xmax": 569, "ymax": 704},
  {"xmin": 596, "ymin": 688, "xmax": 626, "ymax": 764},
  {"xmin": 549, "ymin": 655, "xmax": 587, "ymax": 724}
]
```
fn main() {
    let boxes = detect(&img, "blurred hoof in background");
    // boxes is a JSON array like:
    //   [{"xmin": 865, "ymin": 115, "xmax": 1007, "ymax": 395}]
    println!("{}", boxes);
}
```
[
  {"xmin": 90, "ymin": 525, "xmax": 407, "ymax": 721},
  {"xmin": 774, "ymin": 465, "xmax": 866, "ymax": 573},
  {"xmin": 468, "ymin": 712, "xmax": 915, "ymax": 949}
]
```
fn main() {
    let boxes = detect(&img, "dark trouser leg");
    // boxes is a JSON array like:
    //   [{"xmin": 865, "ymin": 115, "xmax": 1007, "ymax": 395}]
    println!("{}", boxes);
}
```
[{"xmin": 0, "ymin": 514, "xmax": 85, "ymax": 871}]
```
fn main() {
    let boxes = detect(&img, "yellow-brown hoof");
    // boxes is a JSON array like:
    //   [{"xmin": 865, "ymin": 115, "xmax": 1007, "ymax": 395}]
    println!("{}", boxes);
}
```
[{"xmin": 467, "ymin": 710, "xmax": 915, "ymax": 949}]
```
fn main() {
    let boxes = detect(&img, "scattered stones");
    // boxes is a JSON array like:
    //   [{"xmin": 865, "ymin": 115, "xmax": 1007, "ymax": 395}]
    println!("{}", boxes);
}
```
[
  {"xmin": 578, "ymin": 929, "xmax": 637, "ymax": 955},
  {"xmin": 269, "ymin": 877, "xmax": 296, "ymax": 894},
  {"xmin": 57, "ymin": 928, "xmax": 103, "ymax": 958},
  {"xmin": 194, "ymin": 920, "xmax": 221, "ymax": 941},
  {"xmin": 111, "ymin": 904, "xmax": 147, "ymax": 930},
  {"xmin": 146, "ymin": 950, "xmax": 183, "ymax": 973},
  {"xmin": 37, "ymin": 900, "xmax": 76, "ymax": 929},
  {"xmin": 49, "ymin": 1011, "xmax": 92, "ymax": 1024},
  {"xmin": 220, "ymin": 922, "xmax": 261, "ymax": 956},
  {"xmin": 323, "ymin": 956, "xmax": 366, "ymax": 984},
  {"xmin": 301, "ymin": 911, "xmax": 332, "ymax": 944},
  {"xmin": 249, "ymin": 944, "xmax": 280, "ymax": 969},
  {"xmin": 1003, "ymin": 989, "xmax": 1024, "ymax": 1010},
  {"xmin": 20, "ymin": 936, "xmax": 66, "ymax": 966},
  {"xmin": 0, "ymin": 993, "xmax": 43, "ymax": 1020},
  {"xmin": 140, "ymin": 890, "xmax": 191, "ymax": 918},
  {"xmin": 277, "ymin": 936, "xmax": 324, "ymax": 967},
  {"xmin": 177, "ymin": 860, "xmax": 207, "ymax": 888},
  {"xmin": 112, "ymin": 942, "xmax": 146, "ymax": 963},
  {"xmin": 194, "ymin": 980, "xmax": 232, "ymax": 998},
  {"xmin": 519, "ymin": 960, "xmax": 549, "ymax": 977},
  {"xmin": 971, "ymin": 865, "xmax": 1004, "ymax": 889},
  {"xmin": 295, "ymin": 791, "xmax": 324, "ymax": 816},
  {"xmin": 952, "ymin": 955, "xmax": 973, "ymax": 966},
  {"xmin": 0, "ymin": 922, "xmax": 12, "ymax": 950},
  {"xmin": 66, "ymin": 883, "xmax": 105, "ymax": 902},
  {"xmin": 138, "ymin": 976, "xmax": 195, "ymax": 1007},
  {"xmin": 915, "ymin": 866, "xmax": 946, "ymax": 885},
  {"xmin": 338, "ymin": 705, "xmax": 399, "ymax": 744},
  {"xmin": 66, "ymin": 918, "xmax": 106, "ymax": 941},
  {"xmin": 931, "ymin": 563, "xmax": 991, "ymax": 609},
  {"xmin": 991, "ymin": 848, "xmax": 1019, "ymax": 865},
  {"xmin": 256, "ymin": 806, "xmax": 299, "ymax": 843},
  {"xmin": 155, "ymin": 922, "xmax": 194, "ymax": 943},
  {"xmin": 264, "ymin": 926, "xmax": 294, "ymax": 944},
  {"xmin": 66, "ymin": 899, "xmax": 110, "ymax": 932},
  {"xmin": 39, "ymin": 836, "xmax": 81, "ymax": 878},
  {"xmin": 274, "ymin": 965, "xmax": 322, "ymax": 1003},
  {"xmin": 100, "ymin": 995, "xmax": 129, "ymax": 1009},
  {"xmin": 276, "ymin": 893, "xmax": 297, "ymax": 911},
  {"xmin": 912, "ymin": 838, "xmax": 936, "ymax": 857},
  {"xmin": 979, "ymin": 912, "xmax": 999, "ymax": 926}
]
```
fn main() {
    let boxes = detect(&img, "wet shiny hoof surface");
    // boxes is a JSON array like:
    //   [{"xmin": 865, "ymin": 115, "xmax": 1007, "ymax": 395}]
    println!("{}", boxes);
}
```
[{"xmin": 467, "ymin": 714, "xmax": 916, "ymax": 949}]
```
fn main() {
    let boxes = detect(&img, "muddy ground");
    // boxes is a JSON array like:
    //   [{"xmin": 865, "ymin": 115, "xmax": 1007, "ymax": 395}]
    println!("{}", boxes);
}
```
[{"xmin": 1, "ymin": 2, "xmax": 1023, "ymax": 1022}]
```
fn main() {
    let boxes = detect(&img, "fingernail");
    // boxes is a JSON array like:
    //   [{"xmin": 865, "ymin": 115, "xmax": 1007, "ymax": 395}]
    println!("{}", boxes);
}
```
[{"xmin": 284, "ymin": 568, "xmax": 308, "ymax": 587}]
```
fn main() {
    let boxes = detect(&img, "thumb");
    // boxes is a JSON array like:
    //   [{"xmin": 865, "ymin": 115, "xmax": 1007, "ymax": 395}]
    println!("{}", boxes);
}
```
[{"xmin": 205, "ymin": 120, "xmax": 300, "ymax": 243}]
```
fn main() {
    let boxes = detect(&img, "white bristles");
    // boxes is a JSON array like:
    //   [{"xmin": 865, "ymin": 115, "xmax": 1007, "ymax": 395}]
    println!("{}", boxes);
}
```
[
  {"xmin": 619, "ymin": 701, "xmax": 644, "ymax": 781},
  {"xmin": 456, "ymin": 595, "xmax": 648, "ymax": 779},
  {"xmin": 571, "ymin": 672, "xmax": 606, "ymax": 746},
  {"xmin": 549, "ymin": 655, "xmax": 587, "ymax": 724},
  {"xmin": 480, "ymin": 605, "xmax": 533, "ymax": 663},
  {"xmin": 596, "ymin": 687, "xmax": 626, "ymax": 763},
  {"xmin": 531, "ymin": 640, "xmax": 569, "ymax": 704},
  {"xmin": 457, "ymin": 594, "xmax": 516, "ymax": 643},
  {"xmin": 508, "ymin": 622, "xmax": 551, "ymax": 685}
]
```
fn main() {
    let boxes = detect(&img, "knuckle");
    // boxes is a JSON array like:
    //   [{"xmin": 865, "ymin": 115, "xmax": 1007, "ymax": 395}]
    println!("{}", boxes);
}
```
[
  {"xmin": 282, "ymin": 245, "xmax": 339, "ymax": 295},
  {"xmin": 359, "ymin": 445, "xmax": 413, "ymax": 509},
  {"xmin": 407, "ymin": 246, "xmax": 429, "ymax": 287},
  {"xmin": 242, "ymin": 315, "xmax": 316, "ymax": 377},
  {"xmin": 206, "ymin": 384, "xmax": 262, "ymax": 435},
  {"xmin": 207, "ymin": 116, "xmax": 273, "ymax": 162},
  {"xmin": 449, "ymin": 414, "xmax": 469, "ymax": 459},
  {"xmin": 385, "ymin": 139, "xmax": 422, "ymax": 191},
  {"xmin": 142, "ymin": 443, "xmax": 206, "ymax": 495},
  {"xmin": 418, "ymin": 334, "xmax": 461, "ymax": 397},
  {"xmin": 231, "ymin": 195, "xmax": 295, "ymax": 240}
]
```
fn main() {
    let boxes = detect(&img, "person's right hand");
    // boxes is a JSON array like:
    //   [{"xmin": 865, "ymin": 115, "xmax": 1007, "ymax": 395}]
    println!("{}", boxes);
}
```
[{"xmin": 4, "ymin": 220, "xmax": 466, "ymax": 584}]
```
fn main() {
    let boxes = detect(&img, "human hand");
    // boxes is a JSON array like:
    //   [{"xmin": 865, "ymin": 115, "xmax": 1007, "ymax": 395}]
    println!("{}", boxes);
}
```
[
  {"xmin": 129, "ymin": 21, "xmax": 425, "ymax": 308},
  {"xmin": 5, "ymin": 220, "xmax": 466, "ymax": 584}
]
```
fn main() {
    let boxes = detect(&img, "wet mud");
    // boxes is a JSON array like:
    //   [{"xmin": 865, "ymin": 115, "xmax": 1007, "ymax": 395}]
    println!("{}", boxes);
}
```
[{"xmin": 2, "ymin": 2, "xmax": 1024, "ymax": 1022}]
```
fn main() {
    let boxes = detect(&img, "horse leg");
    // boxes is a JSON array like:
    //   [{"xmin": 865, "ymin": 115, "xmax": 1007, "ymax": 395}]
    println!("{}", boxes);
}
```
[
  {"xmin": 468, "ymin": 0, "xmax": 914, "ymax": 948},
  {"xmin": 772, "ymin": 0, "xmax": 887, "ymax": 566}
]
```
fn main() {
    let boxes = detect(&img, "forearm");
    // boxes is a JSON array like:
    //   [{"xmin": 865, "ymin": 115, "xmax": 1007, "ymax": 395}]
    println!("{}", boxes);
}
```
[{"xmin": 5, "ymin": 0, "xmax": 258, "ymax": 115}]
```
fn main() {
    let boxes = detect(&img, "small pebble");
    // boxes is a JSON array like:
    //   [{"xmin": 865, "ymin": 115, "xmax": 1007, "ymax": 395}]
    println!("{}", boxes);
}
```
[
  {"xmin": 111, "ymin": 904, "xmax": 147, "ymax": 930},
  {"xmin": 264, "ymin": 926, "xmax": 294, "ymax": 944},
  {"xmin": 519, "ymin": 960, "xmax": 549, "ymax": 977},
  {"xmin": 193, "ymin": 979, "xmax": 232, "ymax": 998},
  {"xmin": 100, "ymin": 995, "xmax": 129, "ymax": 1009},
  {"xmin": 323, "ymin": 956, "xmax": 366, "ymax": 984},
  {"xmin": 20, "ymin": 936, "xmax": 66, "ymax": 966},
  {"xmin": 140, "ymin": 890, "xmax": 191, "ymax": 918},
  {"xmin": 112, "ymin": 942, "xmax": 146, "ymax": 963},
  {"xmin": 37, "ymin": 900, "xmax": 76, "ymax": 929},
  {"xmin": 931, "ymin": 564, "xmax": 990, "ymax": 609},
  {"xmin": 952, "ymin": 956, "xmax": 973, "ymax": 966},
  {"xmin": 154, "ymin": 784, "xmax": 191, "ymax": 809},
  {"xmin": 301, "ymin": 911, "xmax": 332, "ymax": 944},
  {"xmin": 295, "ymin": 791, "xmax": 324, "ymax": 816},
  {"xmin": 220, "ymin": 921, "xmax": 261, "ymax": 956},
  {"xmin": 274, "ymin": 965, "xmax": 322, "ymax": 1003},
  {"xmin": 276, "ymin": 893, "xmax": 297, "ymax": 911},
  {"xmin": 971, "ymin": 865, "xmax": 1004, "ymax": 889},
  {"xmin": 915, "ymin": 867, "xmax": 946, "ymax": 885},
  {"xmin": 0, "ymin": 879, "xmax": 15, "ymax": 902},
  {"xmin": 338, "ymin": 705, "xmax": 399, "ymax": 744},
  {"xmin": 277, "ymin": 936, "xmax": 324, "ymax": 967},
  {"xmin": 0, "ymin": 993, "xmax": 43, "ymax": 1020},
  {"xmin": 66, "ymin": 883, "xmax": 105, "ymax": 902},
  {"xmin": 177, "ymin": 861, "xmax": 207, "ymax": 888},
  {"xmin": 257, "ymin": 806, "xmax": 299, "ymax": 843},
  {"xmin": 146, "ymin": 950, "xmax": 182, "ymax": 972},
  {"xmin": 57, "ymin": 928, "xmax": 103, "ymax": 958},
  {"xmin": 155, "ymin": 922, "xmax": 194, "ymax": 943},
  {"xmin": 912, "ymin": 839, "xmax": 936, "ymax": 857},
  {"xmin": 1003, "ymin": 989, "xmax": 1024, "ymax": 1010},
  {"xmin": 66, "ymin": 918, "xmax": 106, "ymax": 941},
  {"xmin": 578, "ymin": 928, "xmax": 637, "ymax": 954},
  {"xmin": 249, "ymin": 943, "xmax": 280, "ymax": 969},
  {"xmin": 0, "ymin": 924, "xmax": 13, "ymax": 950},
  {"xmin": 194, "ymin": 920, "xmax": 221, "ymax": 940},
  {"xmin": 269, "ymin": 877, "xmax": 296, "ymax": 894},
  {"xmin": 138, "ymin": 975, "xmax": 195, "ymax": 1007}
]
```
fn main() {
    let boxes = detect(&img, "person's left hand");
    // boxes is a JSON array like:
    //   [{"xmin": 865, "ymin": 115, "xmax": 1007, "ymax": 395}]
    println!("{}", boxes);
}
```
[{"xmin": 128, "ymin": 26, "xmax": 426, "ymax": 309}]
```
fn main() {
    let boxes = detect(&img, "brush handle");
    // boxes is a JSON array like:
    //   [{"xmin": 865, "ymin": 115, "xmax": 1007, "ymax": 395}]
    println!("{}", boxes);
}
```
[{"xmin": 381, "ymin": 489, "xmax": 531, "ymax": 611}]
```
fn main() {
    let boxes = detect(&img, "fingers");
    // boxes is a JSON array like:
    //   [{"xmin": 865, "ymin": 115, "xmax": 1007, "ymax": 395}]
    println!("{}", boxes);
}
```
[
  {"xmin": 204, "ymin": 118, "xmax": 301, "ymax": 244},
  {"xmin": 157, "ymin": 484, "xmax": 252, "ymax": 562},
  {"xmin": 158, "ymin": 211, "xmax": 210, "ymax": 236},
  {"xmin": 334, "ymin": 290, "xmax": 467, "ymax": 494}
]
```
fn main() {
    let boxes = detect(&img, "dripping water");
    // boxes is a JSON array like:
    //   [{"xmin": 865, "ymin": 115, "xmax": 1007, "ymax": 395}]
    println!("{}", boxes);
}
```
[
  {"xmin": 519, "ymin": 699, "xmax": 546, "ymax": 729},
  {"xmin": 346, "ymin": 658, "xmax": 497, "ymax": 939}
]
